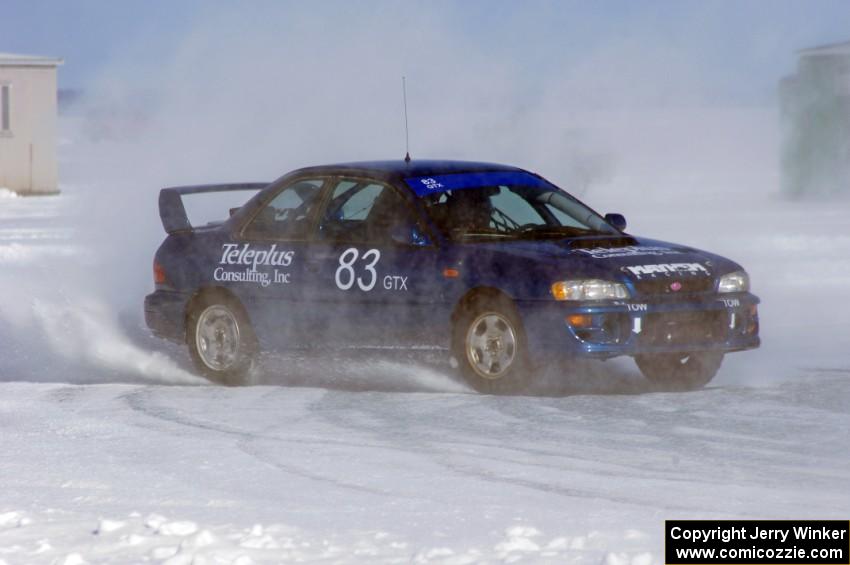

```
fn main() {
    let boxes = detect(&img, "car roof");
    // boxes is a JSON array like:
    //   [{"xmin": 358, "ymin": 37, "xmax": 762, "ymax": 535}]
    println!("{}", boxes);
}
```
[{"xmin": 289, "ymin": 159, "xmax": 527, "ymax": 181}]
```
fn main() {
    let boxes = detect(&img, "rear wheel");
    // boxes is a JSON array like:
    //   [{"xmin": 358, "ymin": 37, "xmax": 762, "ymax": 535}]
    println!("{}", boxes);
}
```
[
  {"xmin": 187, "ymin": 293, "xmax": 258, "ymax": 385},
  {"xmin": 634, "ymin": 351, "xmax": 723, "ymax": 391},
  {"xmin": 452, "ymin": 295, "xmax": 531, "ymax": 394}
]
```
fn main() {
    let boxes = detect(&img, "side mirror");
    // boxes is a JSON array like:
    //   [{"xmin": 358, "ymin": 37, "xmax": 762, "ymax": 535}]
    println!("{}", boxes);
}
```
[{"xmin": 604, "ymin": 213, "xmax": 627, "ymax": 231}]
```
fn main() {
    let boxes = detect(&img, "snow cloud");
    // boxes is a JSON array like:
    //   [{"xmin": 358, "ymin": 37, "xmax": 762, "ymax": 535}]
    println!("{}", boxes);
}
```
[{"xmin": 1, "ymin": 2, "xmax": 846, "ymax": 387}]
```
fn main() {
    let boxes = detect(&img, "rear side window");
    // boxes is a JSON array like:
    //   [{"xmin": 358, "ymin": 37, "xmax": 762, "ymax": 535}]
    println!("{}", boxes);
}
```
[{"xmin": 242, "ymin": 179, "xmax": 324, "ymax": 240}]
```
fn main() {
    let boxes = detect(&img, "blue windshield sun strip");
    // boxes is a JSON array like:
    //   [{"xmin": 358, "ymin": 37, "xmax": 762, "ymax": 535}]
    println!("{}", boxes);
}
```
[{"xmin": 404, "ymin": 172, "xmax": 553, "ymax": 196}]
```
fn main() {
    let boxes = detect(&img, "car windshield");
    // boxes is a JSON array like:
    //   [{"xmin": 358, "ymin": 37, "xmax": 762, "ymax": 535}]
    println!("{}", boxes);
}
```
[{"xmin": 420, "ymin": 184, "xmax": 619, "ymax": 240}]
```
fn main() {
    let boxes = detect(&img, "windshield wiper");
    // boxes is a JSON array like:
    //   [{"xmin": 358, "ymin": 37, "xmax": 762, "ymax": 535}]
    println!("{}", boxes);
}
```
[
  {"xmin": 450, "ymin": 225, "xmax": 611, "ymax": 242},
  {"xmin": 452, "ymin": 229, "xmax": 513, "ymax": 240},
  {"xmin": 515, "ymin": 225, "xmax": 605, "ymax": 238}
]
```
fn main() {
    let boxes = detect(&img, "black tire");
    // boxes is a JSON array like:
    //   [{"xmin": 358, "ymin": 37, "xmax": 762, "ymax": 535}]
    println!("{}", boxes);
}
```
[
  {"xmin": 451, "ymin": 294, "xmax": 531, "ymax": 394},
  {"xmin": 187, "ymin": 292, "xmax": 258, "ymax": 386},
  {"xmin": 634, "ymin": 351, "xmax": 724, "ymax": 391}
]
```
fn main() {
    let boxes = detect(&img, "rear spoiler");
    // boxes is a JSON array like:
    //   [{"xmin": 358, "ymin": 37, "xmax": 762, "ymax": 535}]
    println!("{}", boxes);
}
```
[{"xmin": 158, "ymin": 183, "xmax": 268, "ymax": 234}]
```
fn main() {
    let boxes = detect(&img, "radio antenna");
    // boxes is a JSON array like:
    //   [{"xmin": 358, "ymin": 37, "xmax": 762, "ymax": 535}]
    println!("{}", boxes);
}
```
[{"xmin": 402, "ymin": 76, "xmax": 411, "ymax": 163}]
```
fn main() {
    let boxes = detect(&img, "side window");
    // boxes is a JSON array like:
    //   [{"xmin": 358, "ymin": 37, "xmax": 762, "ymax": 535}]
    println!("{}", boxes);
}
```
[
  {"xmin": 334, "ymin": 182, "xmax": 384, "ymax": 221},
  {"xmin": 319, "ymin": 180, "xmax": 421, "ymax": 244},
  {"xmin": 243, "ymin": 179, "xmax": 324, "ymax": 240}
]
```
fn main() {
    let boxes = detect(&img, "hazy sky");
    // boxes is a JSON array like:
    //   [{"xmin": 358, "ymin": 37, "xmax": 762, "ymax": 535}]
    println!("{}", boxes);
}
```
[{"xmin": 2, "ymin": 0, "xmax": 849, "ymax": 104}]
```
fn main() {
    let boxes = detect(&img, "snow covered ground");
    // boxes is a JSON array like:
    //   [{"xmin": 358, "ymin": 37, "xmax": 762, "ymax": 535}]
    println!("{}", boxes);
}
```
[{"xmin": 1, "ymin": 178, "xmax": 849, "ymax": 563}]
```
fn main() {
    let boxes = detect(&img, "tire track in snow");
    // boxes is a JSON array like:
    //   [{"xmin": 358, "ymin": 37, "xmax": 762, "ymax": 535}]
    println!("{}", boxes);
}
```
[
  {"xmin": 231, "ymin": 438, "xmax": 398, "ymax": 498},
  {"xmin": 118, "ymin": 387, "xmax": 388, "ymax": 450},
  {"xmin": 486, "ymin": 391, "xmax": 811, "ymax": 476},
  {"xmin": 118, "ymin": 387, "xmax": 424, "ymax": 499},
  {"xmin": 307, "ymin": 392, "xmax": 741, "ymax": 514},
  {"xmin": 41, "ymin": 384, "xmax": 90, "ymax": 405},
  {"xmin": 309, "ymin": 385, "xmax": 847, "ymax": 515}
]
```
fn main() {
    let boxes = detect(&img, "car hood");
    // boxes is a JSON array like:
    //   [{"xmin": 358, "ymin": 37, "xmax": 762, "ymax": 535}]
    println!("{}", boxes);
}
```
[{"xmin": 457, "ymin": 235, "xmax": 741, "ymax": 296}]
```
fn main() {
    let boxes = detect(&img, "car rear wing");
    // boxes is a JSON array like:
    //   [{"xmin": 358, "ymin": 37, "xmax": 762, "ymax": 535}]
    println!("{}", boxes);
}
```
[{"xmin": 158, "ymin": 183, "xmax": 268, "ymax": 234}]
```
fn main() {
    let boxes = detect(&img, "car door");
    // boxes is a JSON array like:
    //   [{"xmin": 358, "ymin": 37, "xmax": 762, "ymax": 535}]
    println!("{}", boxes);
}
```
[
  {"xmin": 230, "ymin": 177, "xmax": 328, "ymax": 350},
  {"xmin": 306, "ymin": 177, "xmax": 448, "ymax": 349}
]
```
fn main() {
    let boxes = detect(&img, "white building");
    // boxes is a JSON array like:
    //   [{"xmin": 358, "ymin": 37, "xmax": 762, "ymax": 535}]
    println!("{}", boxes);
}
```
[
  {"xmin": 780, "ymin": 40, "xmax": 850, "ymax": 197},
  {"xmin": 0, "ymin": 52, "xmax": 63, "ymax": 195}
]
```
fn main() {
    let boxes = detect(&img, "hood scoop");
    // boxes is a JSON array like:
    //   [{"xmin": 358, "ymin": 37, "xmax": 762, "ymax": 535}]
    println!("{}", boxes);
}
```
[
  {"xmin": 566, "ymin": 236, "xmax": 639, "ymax": 251},
  {"xmin": 564, "ymin": 236, "xmax": 695, "ymax": 261},
  {"xmin": 567, "ymin": 235, "xmax": 639, "ymax": 255}
]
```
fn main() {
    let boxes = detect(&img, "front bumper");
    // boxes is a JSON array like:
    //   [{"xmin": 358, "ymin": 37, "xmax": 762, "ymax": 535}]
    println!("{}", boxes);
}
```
[
  {"xmin": 518, "ymin": 292, "xmax": 760, "ymax": 360},
  {"xmin": 144, "ymin": 290, "xmax": 189, "ymax": 343}
]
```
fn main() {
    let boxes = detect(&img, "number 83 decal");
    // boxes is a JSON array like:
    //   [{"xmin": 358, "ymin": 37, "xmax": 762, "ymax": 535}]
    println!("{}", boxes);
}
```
[{"xmin": 335, "ymin": 248, "xmax": 381, "ymax": 291}]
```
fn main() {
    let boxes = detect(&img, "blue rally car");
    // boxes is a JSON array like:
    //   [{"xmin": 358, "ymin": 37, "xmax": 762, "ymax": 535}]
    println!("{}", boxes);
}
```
[{"xmin": 144, "ymin": 160, "xmax": 759, "ymax": 393}]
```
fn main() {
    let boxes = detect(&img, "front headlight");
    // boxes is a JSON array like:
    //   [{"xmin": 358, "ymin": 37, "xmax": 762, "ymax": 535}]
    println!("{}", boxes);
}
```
[
  {"xmin": 718, "ymin": 270, "xmax": 750, "ymax": 293},
  {"xmin": 551, "ymin": 279, "xmax": 630, "ymax": 301}
]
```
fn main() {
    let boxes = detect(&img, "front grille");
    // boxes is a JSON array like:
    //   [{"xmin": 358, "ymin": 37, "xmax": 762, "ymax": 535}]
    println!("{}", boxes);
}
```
[
  {"xmin": 633, "ymin": 277, "xmax": 714, "ymax": 296},
  {"xmin": 638, "ymin": 311, "xmax": 727, "ymax": 347}
]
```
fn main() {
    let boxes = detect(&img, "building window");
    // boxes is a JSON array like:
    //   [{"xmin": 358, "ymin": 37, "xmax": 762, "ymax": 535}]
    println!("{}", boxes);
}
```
[{"xmin": 1, "ymin": 84, "xmax": 10, "ymax": 132}]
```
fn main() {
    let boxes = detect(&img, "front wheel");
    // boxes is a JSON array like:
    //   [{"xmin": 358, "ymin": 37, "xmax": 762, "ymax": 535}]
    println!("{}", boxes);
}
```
[
  {"xmin": 452, "ymin": 296, "xmax": 531, "ymax": 394},
  {"xmin": 634, "ymin": 351, "xmax": 723, "ymax": 391},
  {"xmin": 187, "ymin": 294, "xmax": 258, "ymax": 385}
]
